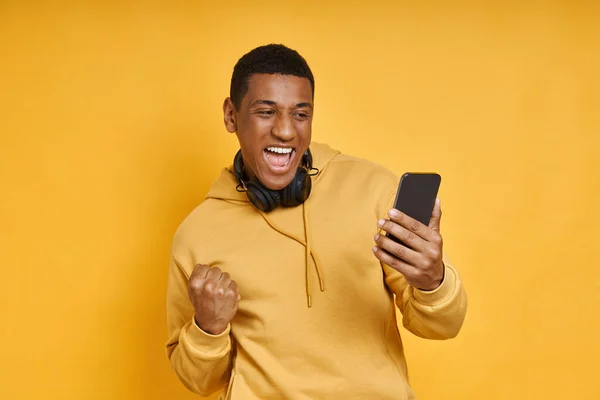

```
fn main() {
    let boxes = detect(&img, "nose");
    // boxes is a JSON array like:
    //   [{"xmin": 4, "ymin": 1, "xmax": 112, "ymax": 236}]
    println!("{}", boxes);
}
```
[{"xmin": 271, "ymin": 114, "xmax": 296, "ymax": 141}]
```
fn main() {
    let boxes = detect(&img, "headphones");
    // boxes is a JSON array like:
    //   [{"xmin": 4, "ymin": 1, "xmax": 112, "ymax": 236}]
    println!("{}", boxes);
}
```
[{"xmin": 233, "ymin": 149, "xmax": 318, "ymax": 212}]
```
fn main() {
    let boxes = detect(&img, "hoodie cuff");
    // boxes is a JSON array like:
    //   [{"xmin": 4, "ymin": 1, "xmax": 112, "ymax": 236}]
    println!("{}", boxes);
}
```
[
  {"xmin": 182, "ymin": 317, "xmax": 231, "ymax": 358},
  {"xmin": 413, "ymin": 264, "xmax": 457, "ymax": 307}
]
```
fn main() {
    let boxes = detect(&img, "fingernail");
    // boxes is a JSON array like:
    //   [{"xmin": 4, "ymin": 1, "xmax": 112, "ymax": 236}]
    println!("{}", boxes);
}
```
[
  {"xmin": 388, "ymin": 209, "xmax": 399, "ymax": 217},
  {"xmin": 374, "ymin": 234, "xmax": 380, "ymax": 241},
  {"xmin": 378, "ymin": 218, "xmax": 385, "ymax": 227},
  {"xmin": 372, "ymin": 246, "xmax": 378, "ymax": 252}
]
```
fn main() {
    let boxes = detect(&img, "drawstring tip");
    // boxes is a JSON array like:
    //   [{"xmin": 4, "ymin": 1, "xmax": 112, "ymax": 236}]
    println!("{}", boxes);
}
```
[
  {"xmin": 307, "ymin": 295, "xmax": 312, "ymax": 308},
  {"xmin": 319, "ymin": 280, "xmax": 325, "ymax": 292}
]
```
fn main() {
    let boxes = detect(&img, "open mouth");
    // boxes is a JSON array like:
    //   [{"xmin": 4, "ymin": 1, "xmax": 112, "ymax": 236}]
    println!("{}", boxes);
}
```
[{"xmin": 263, "ymin": 146, "xmax": 295, "ymax": 172}]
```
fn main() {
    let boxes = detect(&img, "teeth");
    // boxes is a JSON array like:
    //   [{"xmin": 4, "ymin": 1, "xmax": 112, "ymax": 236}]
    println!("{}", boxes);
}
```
[{"xmin": 266, "ymin": 147, "xmax": 293, "ymax": 154}]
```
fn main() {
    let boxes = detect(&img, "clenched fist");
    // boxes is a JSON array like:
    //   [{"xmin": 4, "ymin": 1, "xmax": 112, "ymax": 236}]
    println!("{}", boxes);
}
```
[{"xmin": 188, "ymin": 264, "xmax": 240, "ymax": 335}]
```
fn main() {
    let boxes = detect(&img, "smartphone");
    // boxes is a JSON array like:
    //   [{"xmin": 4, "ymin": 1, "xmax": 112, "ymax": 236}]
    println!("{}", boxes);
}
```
[{"xmin": 386, "ymin": 173, "xmax": 441, "ymax": 245}]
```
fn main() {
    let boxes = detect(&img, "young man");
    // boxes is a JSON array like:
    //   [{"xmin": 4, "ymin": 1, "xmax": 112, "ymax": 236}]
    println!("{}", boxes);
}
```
[{"xmin": 165, "ymin": 44, "xmax": 467, "ymax": 399}]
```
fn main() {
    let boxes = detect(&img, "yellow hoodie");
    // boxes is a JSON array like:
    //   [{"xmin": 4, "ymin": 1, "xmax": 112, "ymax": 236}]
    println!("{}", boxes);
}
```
[{"xmin": 166, "ymin": 142, "xmax": 467, "ymax": 399}]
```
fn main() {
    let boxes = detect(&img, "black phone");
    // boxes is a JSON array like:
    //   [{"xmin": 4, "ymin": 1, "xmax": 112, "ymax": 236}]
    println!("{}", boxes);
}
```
[{"xmin": 386, "ymin": 172, "xmax": 441, "ymax": 245}]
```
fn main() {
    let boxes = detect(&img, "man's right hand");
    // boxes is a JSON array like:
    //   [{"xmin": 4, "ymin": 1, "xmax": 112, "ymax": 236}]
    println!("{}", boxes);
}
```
[{"xmin": 188, "ymin": 264, "xmax": 240, "ymax": 335}]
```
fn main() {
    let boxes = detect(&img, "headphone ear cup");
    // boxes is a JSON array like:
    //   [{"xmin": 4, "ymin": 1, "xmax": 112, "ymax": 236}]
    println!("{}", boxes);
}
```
[
  {"xmin": 246, "ymin": 180, "xmax": 280, "ymax": 212},
  {"xmin": 281, "ymin": 167, "xmax": 312, "ymax": 207},
  {"xmin": 233, "ymin": 150, "xmax": 245, "ymax": 183}
]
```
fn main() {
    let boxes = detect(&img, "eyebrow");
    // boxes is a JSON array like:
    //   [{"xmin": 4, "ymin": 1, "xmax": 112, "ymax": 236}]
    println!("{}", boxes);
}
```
[
  {"xmin": 249, "ymin": 99, "xmax": 313, "ymax": 109},
  {"xmin": 250, "ymin": 100, "xmax": 276, "ymax": 107}
]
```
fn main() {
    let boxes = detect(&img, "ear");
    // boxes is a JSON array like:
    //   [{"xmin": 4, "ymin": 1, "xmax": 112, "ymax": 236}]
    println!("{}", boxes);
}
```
[{"xmin": 223, "ymin": 97, "xmax": 237, "ymax": 133}]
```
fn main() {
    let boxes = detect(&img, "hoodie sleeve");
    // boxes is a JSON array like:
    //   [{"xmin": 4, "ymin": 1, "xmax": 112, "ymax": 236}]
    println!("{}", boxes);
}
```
[
  {"xmin": 383, "ymin": 261, "xmax": 468, "ymax": 339},
  {"xmin": 165, "ymin": 254, "xmax": 233, "ymax": 396}
]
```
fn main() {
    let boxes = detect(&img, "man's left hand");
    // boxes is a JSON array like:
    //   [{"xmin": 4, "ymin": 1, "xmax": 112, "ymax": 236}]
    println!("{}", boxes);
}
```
[{"xmin": 373, "ymin": 198, "xmax": 445, "ymax": 291}]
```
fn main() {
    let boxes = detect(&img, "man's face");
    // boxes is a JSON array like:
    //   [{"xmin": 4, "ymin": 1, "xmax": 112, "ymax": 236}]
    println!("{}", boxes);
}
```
[{"xmin": 224, "ymin": 73, "xmax": 313, "ymax": 191}]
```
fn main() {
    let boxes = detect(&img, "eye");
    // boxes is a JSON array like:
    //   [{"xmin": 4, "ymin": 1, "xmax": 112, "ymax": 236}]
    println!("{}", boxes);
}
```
[
  {"xmin": 294, "ymin": 111, "xmax": 310, "ymax": 119},
  {"xmin": 257, "ymin": 109, "xmax": 275, "ymax": 116}
]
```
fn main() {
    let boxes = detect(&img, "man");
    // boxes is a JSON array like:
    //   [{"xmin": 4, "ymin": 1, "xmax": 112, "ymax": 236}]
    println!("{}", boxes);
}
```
[{"xmin": 165, "ymin": 44, "xmax": 467, "ymax": 399}]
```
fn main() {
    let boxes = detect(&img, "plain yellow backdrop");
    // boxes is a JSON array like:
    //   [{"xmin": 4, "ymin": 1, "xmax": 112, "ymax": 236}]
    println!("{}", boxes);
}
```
[{"xmin": 1, "ymin": 1, "xmax": 599, "ymax": 399}]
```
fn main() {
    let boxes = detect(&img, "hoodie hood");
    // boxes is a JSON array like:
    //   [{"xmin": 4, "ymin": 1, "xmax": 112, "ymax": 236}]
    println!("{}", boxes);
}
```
[{"xmin": 205, "ymin": 142, "xmax": 341, "ymax": 307}]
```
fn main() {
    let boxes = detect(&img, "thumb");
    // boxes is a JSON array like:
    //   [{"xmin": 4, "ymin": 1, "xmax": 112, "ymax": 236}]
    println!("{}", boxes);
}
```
[{"xmin": 429, "ymin": 197, "xmax": 442, "ymax": 232}]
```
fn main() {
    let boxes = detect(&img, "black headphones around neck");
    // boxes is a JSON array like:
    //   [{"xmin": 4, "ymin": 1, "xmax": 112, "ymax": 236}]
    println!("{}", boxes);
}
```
[{"xmin": 233, "ymin": 149, "xmax": 318, "ymax": 212}]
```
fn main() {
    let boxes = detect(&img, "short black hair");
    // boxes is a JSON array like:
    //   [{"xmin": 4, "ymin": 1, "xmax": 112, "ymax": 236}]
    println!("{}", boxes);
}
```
[{"xmin": 229, "ymin": 44, "xmax": 315, "ymax": 110}]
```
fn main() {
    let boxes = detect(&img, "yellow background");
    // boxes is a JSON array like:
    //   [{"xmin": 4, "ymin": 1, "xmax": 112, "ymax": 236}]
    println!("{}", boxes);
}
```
[{"xmin": 1, "ymin": 1, "xmax": 599, "ymax": 399}]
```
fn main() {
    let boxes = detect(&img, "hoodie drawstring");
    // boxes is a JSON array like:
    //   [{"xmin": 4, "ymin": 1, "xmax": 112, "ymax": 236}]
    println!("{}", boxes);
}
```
[
  {"xmin": 302, "ymin": 203, "xmax": 324, "ymax": 307},
  {"xmin": 259, "ymin": 203, "xmax": 324, "ymax": 308}
]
